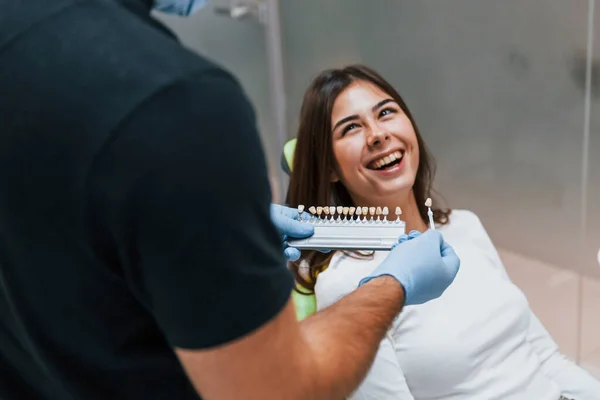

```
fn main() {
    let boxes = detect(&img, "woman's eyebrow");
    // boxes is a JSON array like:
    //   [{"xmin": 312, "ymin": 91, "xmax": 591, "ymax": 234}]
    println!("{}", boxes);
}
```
[
  {"xmin": 372, "ymin": 98, "xmax": 395, "ymax": 112},
  {"xmin": 333, "ymin": 115, "xmax": 359, "ymax": 131},
  {"xmin": 332, "ymin": 99, "xmax": 396, "ymax": 131}
]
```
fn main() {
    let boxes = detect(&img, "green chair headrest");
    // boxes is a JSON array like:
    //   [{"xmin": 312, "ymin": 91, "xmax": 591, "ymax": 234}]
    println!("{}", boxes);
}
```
[
  {"xmin": 280, "ymin": 138, "xmax": 297, "ymax": 176},
  {"xmin": 280, "ymin": 137, "xmax": 317, "ymax": 320}
]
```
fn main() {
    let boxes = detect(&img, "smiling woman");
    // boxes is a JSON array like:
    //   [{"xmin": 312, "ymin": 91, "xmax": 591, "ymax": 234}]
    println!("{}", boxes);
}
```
[
  {"xmin": 286, "ymin": 64, "xmax": 450, "ymax": 291},
  {"xmin": 284, "ymin": 65, "xmax": 600, "ymax": 399}
]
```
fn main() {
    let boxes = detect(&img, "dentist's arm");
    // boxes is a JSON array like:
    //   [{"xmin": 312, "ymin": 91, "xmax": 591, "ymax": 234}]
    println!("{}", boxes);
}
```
[
  {"xmin": 176, "ymin": 231, "xmax": 459, "ymax": 400},
  {"xmin": 177, "ymin": 276, "xmax": 405, "ymax": 400}
]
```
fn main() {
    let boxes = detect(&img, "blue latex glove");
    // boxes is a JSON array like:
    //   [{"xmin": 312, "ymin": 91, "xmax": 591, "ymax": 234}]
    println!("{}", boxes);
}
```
[
  {"xmin": 270, "ymin": 204, "xmax": 314, "ymax": 261},
  {"xmin": 359, "ymin": 230, "xmax": 460, "ymax": 305}
]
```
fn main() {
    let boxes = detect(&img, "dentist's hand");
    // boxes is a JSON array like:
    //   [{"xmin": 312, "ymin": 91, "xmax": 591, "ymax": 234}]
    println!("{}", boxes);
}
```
[
  {"xmin": 270, "ymin": 204, "xmax": 314, "ymax": 261},
  {"xmin": 359, "ymin": 230, "xmax": 460, "ymax": 305}
]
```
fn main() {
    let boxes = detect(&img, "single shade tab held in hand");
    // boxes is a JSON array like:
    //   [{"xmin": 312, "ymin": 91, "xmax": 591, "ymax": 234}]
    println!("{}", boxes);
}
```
[{"xmin": 425, "ymin": 198, "xmax": 435, "ymax": 231}]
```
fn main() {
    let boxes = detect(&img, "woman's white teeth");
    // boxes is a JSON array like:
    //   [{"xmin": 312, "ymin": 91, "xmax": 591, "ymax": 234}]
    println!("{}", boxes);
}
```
[{"xmin": 371, "ymin": 151, "xmax": 403, "ymax": 169}]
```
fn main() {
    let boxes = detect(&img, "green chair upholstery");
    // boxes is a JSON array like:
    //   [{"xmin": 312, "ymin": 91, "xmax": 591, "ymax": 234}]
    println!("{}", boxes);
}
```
[{"xmin": 281, "ymin": 138, "xmax": 318, "ymax": 320}]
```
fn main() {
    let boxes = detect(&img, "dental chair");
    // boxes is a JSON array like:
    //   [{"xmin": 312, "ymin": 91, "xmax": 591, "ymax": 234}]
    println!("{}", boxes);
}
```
[{"xmin": 282, "ymin": 138, "xmax": 318, "ymax": 321}]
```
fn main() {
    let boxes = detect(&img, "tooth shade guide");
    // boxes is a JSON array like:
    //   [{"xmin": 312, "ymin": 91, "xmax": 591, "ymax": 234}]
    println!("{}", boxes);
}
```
[
  {"xmin": 294, "ymin": 205, "xmax": 407, "ymax": 228},
  {"xmin": 297, "ymin": 205, "xmax": 305, "ymax": 220},
  {"xmin": 286, "ymin": 207, "xmax": 407, "ymax": 251},
  {"xmin": 394, "ymin": 206, "xmax": 402, "ymax": 222},
  {"xmin": 424, "ymin": 198, "xmax": 435, "ymax": 230},
  {"xmin": 361, "ymin": 207, "xmax": 369, "ymax": 219}
]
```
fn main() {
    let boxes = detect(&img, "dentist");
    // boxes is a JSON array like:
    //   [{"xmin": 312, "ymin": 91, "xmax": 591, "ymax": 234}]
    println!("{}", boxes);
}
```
[{"xmin": 0, "ymin": 1, "xmax": 459, "ymax": 399}]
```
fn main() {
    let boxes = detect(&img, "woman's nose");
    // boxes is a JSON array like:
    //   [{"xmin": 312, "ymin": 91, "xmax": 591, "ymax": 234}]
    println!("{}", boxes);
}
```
[{"xmin": 366, "ymin": 129, "xmax": 390, "ymax": 147}]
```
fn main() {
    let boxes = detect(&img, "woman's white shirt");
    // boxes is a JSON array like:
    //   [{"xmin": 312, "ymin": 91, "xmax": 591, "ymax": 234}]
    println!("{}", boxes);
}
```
[{"xmin": 314, "ymin": 210, "xmax": 600, "ymax": 400}]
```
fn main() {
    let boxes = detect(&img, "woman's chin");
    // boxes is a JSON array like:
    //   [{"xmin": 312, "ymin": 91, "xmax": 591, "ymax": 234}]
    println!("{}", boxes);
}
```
[
  {"xmin": 380, "ymin": 176, "xmax": 415, "ymax": 195},
  {"xmin": 346, "ymin": 175, "xmax": 416, "ymax": 204},
  {"xmin": 365, "ymin": 183, "xmax": 414, "ymax": 203}
]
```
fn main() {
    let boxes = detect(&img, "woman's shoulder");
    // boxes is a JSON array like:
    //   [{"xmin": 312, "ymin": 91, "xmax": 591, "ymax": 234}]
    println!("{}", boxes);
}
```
[
  {"xmin": 440, "ymin": 209, "xmax": 487, "ymax": 234},
  {"xmin": 438, "ymin": 209, "xmax": 495, "ymax": 250},
  {"xmin": 441, "ymin": 209, "xmax": 504, "ymax": 268},
  {"xmin": 445, "ymin": 208, "xmax": 482, "ymax": 224}
]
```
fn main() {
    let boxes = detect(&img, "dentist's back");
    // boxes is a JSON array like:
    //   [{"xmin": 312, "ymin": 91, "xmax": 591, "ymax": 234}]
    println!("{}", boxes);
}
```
[{"xmin": 0, "ymin": 1, "xmax": 287, "ymax": 398}]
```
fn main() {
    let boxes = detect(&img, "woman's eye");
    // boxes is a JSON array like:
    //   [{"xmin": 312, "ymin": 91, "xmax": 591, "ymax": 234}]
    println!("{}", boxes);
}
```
[
  {"xmin": 380, "ymin": 108, "xmax": 397, "ymax": 117},
  {"xmin": 342, "ymin": 123, "xmax": 360, "ymax": 136}
]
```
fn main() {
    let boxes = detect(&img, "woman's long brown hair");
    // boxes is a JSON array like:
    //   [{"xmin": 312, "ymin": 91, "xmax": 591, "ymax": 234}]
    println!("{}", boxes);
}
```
[{"xmin": 286, "ymin": 65, "xmax": 451, "ymax": 294}]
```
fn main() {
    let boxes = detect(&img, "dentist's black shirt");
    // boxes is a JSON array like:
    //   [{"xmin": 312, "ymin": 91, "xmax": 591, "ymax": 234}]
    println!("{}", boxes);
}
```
[{"xmin": 0, "ymin": 0, "xmax": 292, "ymax": 399}]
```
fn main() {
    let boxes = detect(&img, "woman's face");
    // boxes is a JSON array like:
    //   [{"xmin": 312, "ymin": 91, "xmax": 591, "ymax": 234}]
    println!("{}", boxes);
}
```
[{"xmin": 330, "ymin": 80, "xmax": 419, "ymax": 205}]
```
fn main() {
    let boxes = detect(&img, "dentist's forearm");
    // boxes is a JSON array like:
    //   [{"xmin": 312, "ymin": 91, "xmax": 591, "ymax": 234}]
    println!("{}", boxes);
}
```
[
  {"xmin": 298, "ymin": 276, "xmax": 404, "ymax": 400},
  {"xmin": 174, "ymin": 277, "xmax": 404, "ymax": 400}
]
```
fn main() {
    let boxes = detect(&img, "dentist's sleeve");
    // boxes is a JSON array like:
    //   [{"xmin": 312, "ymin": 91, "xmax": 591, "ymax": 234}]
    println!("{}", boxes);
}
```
[{"xmin": 468, "ymin": 211, "xmax": 600, "ymax": 398}]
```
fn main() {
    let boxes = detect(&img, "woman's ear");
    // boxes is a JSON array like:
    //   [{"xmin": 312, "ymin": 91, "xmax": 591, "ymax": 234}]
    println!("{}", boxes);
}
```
[{"xmin": 330, "ymin": 170, "xmax": 340, "ymax": 183}]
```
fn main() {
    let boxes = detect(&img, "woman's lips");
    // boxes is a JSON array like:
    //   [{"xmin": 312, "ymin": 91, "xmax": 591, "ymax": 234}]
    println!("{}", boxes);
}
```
[
  {"xmin": 367, "ymin": 150, "xmax": 404, "ymax": 170},
  {"xmin": 370, "ymin": 155, "xmax": 406, "ymax": 177}
]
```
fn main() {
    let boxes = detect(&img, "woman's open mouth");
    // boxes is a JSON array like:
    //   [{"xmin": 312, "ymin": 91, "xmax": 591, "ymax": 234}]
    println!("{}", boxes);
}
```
[{"xmin": 367, "ymin": 150, "xmax": 404, "ymax": 171}]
